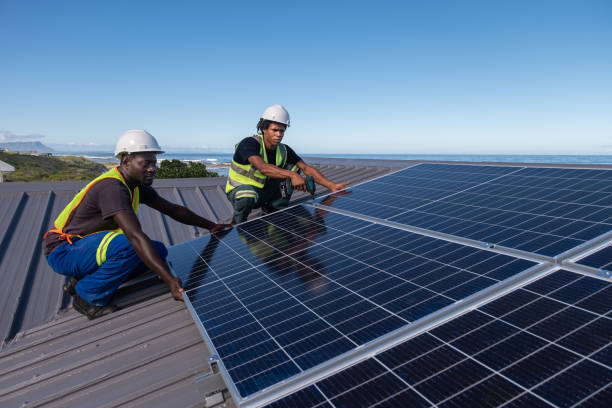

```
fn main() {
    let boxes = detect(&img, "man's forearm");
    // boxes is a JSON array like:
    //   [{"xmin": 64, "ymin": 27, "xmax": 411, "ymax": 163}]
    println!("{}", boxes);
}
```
[
  {"xmin": 258, "ymin": 163, "xmax": 295, "ymax": 179},
  {"xmin": 126, "ymin": 231, "xmax": 175, "ymax": 283},
  {"xmin": 303, "ymin": 166, "xmax": 335, "ymax": 190}
]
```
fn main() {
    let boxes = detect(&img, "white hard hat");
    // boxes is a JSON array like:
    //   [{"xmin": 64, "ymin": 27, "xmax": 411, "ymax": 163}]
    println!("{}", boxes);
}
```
[
  {"xmin": 261, "ymin": 105, "xmax": 290, "ymax": 127},
  {"xmin": 114, "ymin": 129, "xmax": 164, "ymax": 158}
]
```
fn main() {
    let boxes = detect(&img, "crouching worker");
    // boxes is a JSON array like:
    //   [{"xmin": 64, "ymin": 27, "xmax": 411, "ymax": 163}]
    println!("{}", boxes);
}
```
[
  {"xmin": 43, "ymin": 130, "xmax": 231, "ymax": 319},
  {"xmin": 226, "ymin": 104, "xmax": 350, "ymax": 223}
]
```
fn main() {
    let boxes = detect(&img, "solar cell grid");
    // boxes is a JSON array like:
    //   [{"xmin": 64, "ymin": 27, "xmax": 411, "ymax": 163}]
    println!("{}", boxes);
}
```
[
  {"xmin": 265, "ymin": 269, "xmax": 611, "ymax": 407},
  {"xmin": 315, "ymin": 164, "xmax": 520, "ymax": 220},
  {"xmin": 316, "ymin": 164, "xmax": 612, "ymax": 256},
  {"xmin": 575, "ymin": 244, "xmax": 612, "ymax": 272},
  {"xmin": 168, "ymin": 204, "xmax": 538, "ymax": 399},
  {"xmin": 167, "ymin": 163, "xmax": 611, "ymax": 406}
]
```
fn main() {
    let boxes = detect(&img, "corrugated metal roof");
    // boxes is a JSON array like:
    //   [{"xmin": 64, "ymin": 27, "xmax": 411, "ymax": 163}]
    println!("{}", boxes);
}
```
[
  {"xmin": 0, "ymin": 160, "xmax": 397, "ymax": 407},
  {"xmin": 0, "ymin": 160, "xmax": 15, "ymax": 172},
  {"xmin": 0, "ymin": 294, "xmax": 209, "ymax": 408}
]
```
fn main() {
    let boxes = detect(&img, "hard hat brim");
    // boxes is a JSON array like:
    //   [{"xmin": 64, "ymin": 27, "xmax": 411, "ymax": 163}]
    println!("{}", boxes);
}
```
[{"xmin": 114, "ymin": 149, "xmax": 165, "ymax": 158}]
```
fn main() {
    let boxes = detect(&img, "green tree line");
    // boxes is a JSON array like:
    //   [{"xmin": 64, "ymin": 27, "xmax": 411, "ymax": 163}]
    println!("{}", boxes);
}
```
[
  {"xmin": 155, "ymin": 159, "xmax": 218, "ymax": 178},
  {"xmin": 0, "ymin": 153, "xmax": 219, "ymax": 182},
  {"xmin": 0, "ymin": 152, "xmax": 108, "ymax": 182}
]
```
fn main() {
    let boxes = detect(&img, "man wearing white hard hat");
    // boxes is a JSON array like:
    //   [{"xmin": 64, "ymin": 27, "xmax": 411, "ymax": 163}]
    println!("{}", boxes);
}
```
[
  {"xmin": 226, "ymin": 105, "xmax": 350, "ymax": 223},
  {"xmin": 43, "ymin": 130, "xmax": 231, "ymax": 319}
]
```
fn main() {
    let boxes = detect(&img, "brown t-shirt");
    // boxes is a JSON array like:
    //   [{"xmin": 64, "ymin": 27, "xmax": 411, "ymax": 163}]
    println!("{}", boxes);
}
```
[{"xmin": 43, "ymin": 178, "xmax": 159, "ymax": 256}]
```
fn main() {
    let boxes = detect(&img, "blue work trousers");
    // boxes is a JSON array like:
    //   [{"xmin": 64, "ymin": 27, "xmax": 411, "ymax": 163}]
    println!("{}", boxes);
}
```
[
  {"xmin": 47, "ymin": 232, "xmax": 167, "ymax": 306},
  {"xmin": 227, "ymin": 179, "xmax": 291, "ymax": 223}
]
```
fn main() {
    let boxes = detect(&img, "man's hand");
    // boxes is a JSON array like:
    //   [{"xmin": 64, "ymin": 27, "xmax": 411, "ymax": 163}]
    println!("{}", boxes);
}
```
[
  {"xmin": 330, "ymin": 181, "xmax": 350, "ymax": 192},
  {"xmin": 167, "ymin": 276, "xmax": 184, "ymax": 301},
  {"xmin": 210, "ymin": 223, "xmax": 233, "ymax": 233},
  {"xmin": 291, "ymin": 173, "xmax": 307, "ymax": 191}
]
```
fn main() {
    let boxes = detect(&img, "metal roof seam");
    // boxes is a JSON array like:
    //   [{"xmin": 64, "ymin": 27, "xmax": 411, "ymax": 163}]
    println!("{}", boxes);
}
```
[
  {"xmin": 0, "ymin": 192, "xmax": 34, "ymax": 346},
  {"xmin": 156, "ymin": 206, "xmax": 173, "ymax": 247},
  {"xmin": 173, "ymin": 187, "xmax": 201, "ymax": 239},
  {"xmin": 0, "ymin": 319, "xmax": 196, "ymax": 399},
  {"xmin": 5, "ymin": 191, "xmax": 56, "ymax": 344},
  {"xmin": 8, "ymin": 333, "xmax": 203, "ymax": 407},
  {"xmin": 1, "ymin": 304, "xmax": 189, "ymax": 379},
  {"xmin": 196, "ymin": 185, "xmax": 219, "ymax": 223},
  {"xmin": 0, "ymin": 191, "xmax": 27, "ymax": 265},
  {"xmin": 1, "ymin": 292, "xmax": 179, "ymax": 354},
  {"xmin": 94, "ymin": 364, "xmax": 207, "ymax": 408}
]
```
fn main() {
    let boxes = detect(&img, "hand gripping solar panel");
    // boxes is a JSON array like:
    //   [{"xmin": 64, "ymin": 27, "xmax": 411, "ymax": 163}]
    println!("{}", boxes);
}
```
[
  {"xmin": 317, "ymin": 164, "xmax": 612, "ymax": 257},
  {"xmin": 264, "ymin": 269, "xmax": 611, "ymax": 408},
  {"xmin": 166, "ymin": 204, "xmax": 540, "ymax": 403}
]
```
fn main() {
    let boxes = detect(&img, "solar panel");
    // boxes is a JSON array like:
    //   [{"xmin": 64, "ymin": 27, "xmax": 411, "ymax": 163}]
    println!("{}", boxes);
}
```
[
  {"xmin": 573, "ymin": 244, "xmax": 612, "ymax": 274},
  {"xmin": 264, "ymin": 269, "xmax": 611, "ymax": 407},
  {"xmin": 167, "ymin": 204, "xmax": 540, "ymax": 400},
  {"xmin": 317, "ymin": 164, "xmax": 612, "ymax": 256},
  {"xmin": 166, "ymin": 162, "xmax": 612, "ymax": 407},
  {"xmin": 315, "ymin": 164, "xmax": 518, "ymax": 220}
]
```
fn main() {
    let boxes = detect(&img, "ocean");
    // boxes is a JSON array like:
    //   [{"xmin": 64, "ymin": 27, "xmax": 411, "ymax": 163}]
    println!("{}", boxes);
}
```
[{"xmin": 55, "ymin": 151, "xmax": 612, "ymax": 178}]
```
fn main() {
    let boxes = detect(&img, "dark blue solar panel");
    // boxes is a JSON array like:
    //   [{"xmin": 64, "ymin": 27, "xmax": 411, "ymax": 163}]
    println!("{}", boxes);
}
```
[
  {"xmin": 315, "ymin": 163, "xmax": 518, "ymax": 219},
  {"xmin": 164, "ymin": 162, "xmax": 612, "ymax": 406},
  {"xmin": 168, "ymin": 204, "xmax": 538, "ymax": 398},
  {"xmin": 317, "ymin": 164, "xmax": 612, "ymax": 256},
  {"xmin": 265, "ymin": 269, "xmax": 611, "ymax": 407},
  {"xmin": 575, "ymin": 245, "xmax": 612, "ymax": 272}
]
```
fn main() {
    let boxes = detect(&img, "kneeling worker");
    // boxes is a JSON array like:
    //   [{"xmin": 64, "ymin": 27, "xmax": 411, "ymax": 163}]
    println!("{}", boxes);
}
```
[
  {"xmin": 43, "ymin": 130, "xmax": 231, "ymax": 319},
  {"xmin": 227, "ymin": 105, "xmax": 350, "ymax": 223}
]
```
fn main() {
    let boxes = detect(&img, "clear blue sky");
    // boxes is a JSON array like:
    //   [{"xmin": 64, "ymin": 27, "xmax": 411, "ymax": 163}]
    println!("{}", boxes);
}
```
[{"xmin": 1, "ymin": 0, "xmax": 611, "ymax": 154}]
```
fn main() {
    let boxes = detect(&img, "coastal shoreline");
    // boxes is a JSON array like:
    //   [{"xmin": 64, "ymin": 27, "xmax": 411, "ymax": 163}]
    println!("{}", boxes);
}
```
[{"xmin": 98, "ymin": 160, "xmax": 231, "ymax": 169}]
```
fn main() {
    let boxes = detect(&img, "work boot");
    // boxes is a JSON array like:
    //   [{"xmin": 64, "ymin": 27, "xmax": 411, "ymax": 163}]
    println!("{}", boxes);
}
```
[
  {"xmin": 63, "ymin": 277, "xmax": 79, "ymax": 297},
  {"xmin": 72, "ymin": 292, "xmax": 119, "ymax": 320}
]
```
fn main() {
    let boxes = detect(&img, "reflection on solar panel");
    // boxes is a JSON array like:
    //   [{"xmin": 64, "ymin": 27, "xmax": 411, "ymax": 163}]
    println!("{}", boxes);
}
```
[
  {"xmin": 166, "ymin": 162, "xmax": 612, "ymax": 407},
  {"xmin": 265, "ymin": 269, "xmax": 611, "ymax": 407},
  {"xmin": 318, "ymin": 164, "xmax": 612, "ymax": 256},
  {"xmin": 168, "ymin": 204, "xmax": 538, "ymax": 398}
]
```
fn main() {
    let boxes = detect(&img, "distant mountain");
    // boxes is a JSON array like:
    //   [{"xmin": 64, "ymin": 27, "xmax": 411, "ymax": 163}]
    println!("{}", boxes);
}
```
[{"xmin": 0, "ymin": 141, "xmax": 55, "ymax": 153}]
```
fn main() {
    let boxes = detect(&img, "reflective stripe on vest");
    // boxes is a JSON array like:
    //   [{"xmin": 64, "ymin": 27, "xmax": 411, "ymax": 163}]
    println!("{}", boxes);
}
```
[
  {"xmin": 46, "ymin": 167, "xmax": 139, "ymax": 248},
  {"xmin": 225, "ymin": 134, "xmax": 288, "ymax": 193}
]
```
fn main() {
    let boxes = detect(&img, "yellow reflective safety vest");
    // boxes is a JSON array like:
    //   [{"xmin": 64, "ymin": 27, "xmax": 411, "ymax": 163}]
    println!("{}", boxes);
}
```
[
  {"xmin": 45, "ymin": 167, "xmax": 139, "ymax": 266},
  {"xmin": 225, "ymin": 134, "xmax": 289, "ymax": 193}
]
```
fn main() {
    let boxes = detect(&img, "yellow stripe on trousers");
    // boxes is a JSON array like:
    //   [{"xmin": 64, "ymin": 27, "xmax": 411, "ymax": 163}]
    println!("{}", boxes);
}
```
[
  {"xmin": 235, "ymin": 191, "xmax": 258, "ymax": 199},
  {"xmin": 96, "ymin": 231, "xmax": 121, "ymax": 266}
]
